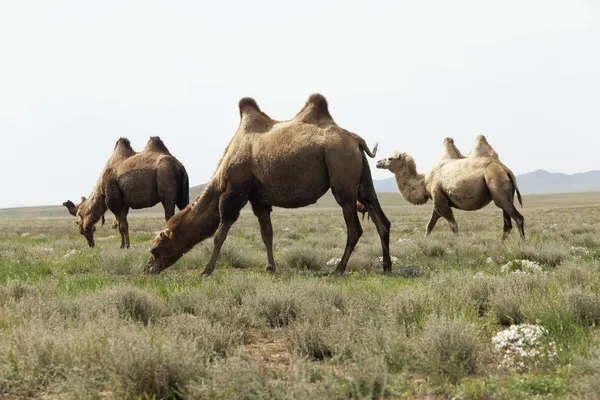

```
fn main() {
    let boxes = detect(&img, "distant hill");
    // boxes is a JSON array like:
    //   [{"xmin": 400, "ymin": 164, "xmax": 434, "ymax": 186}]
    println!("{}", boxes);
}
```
[{"xmin": 190, "ymin": 170, "xmax": 600, "ymax": 197}]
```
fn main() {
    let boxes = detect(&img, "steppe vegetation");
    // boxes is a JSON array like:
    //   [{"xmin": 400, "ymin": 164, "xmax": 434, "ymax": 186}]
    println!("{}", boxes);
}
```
[{"xmin": 1, "ymin": 194, "xmax": 600, "ymax": 399}]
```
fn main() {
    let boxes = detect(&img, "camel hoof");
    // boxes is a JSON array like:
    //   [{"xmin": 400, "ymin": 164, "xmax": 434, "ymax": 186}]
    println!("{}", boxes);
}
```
[
  {"xmin": 200, "ymin": 269, "xmax": 214, "ymax": 277},
  {"xmin": 328, "ymin": 269, "xmax": 345, "ymax": 277},
  {"xmin": 266, "ymin": 265, "xmax": 276, "ymax": 274}
]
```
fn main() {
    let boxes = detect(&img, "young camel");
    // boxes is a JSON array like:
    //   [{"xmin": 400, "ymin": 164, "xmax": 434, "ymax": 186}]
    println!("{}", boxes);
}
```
[
  {"xmin": 63, "ymin": 197, "xmax": 105, "ymax": 226},
  {"xmin": 75, "ymin": 136, "xmax": 190, "ymax": 248},
  {"xmin": 376, "ymin": 138, "xmax": 524, "ymax": 239},
  {"xmin": 143, "ymin": 93, "xmax": 392, "ymax": 276}
]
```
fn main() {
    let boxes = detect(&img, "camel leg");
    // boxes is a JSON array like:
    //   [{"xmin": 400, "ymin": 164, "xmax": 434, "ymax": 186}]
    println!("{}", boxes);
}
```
[
  {"xmin": 201, "ymin": 192, "xmax": 248, "ymax": 276},
  {"xmin": 330, "ymin": 192, "xmax": 363, "ymax": 276},
  {"xmin": 434, "ymin": 200, "xmax": 458, "ymax": 235},
  {"xmin": 485, "ymin": 166, "xmax": 525, "ymax": 239},
  {"xmin": 161, "ymin": 200, "xmax": 176, "ymax": 222},
  {"xmin": 251, "ymin": 202, "xmax": 276, "ymax": 273},
  {"xmin": 426, "ymin": 210, "xmax": 441, "ymax": 236},
  {"xmin": 115, "ymin": 213, "xmax": 130, "ymax": 249},
  {"xmin": 359, "ymin": 194, "xmax": 392, "ymax": 274},
  {"xmin": 502, "ymin": 210, "xmax": 513, "ymax": 239}
]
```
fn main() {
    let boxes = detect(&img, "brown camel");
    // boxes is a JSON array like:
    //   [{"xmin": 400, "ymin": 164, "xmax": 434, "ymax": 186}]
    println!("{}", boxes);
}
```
[
  {"xmin": 63, "ymin": 197, "xmax": 105, "ymax": 226},
  {"xmin": 144, "ymin": 93, "xmax": 392, "ymax": 276},
  {"xmin": 376, "ymin": 137, "xmax": 524, "ymax": 239},
  {"xmin": 75, "ymin": 136, "xmax": 190, "ymax": 248}
]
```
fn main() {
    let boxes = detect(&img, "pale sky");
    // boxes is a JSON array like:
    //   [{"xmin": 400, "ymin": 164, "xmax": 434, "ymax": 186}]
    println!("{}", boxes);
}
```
[{"xmin": 1, "ymin": 0, "xmax": 599, "ymax": 208}]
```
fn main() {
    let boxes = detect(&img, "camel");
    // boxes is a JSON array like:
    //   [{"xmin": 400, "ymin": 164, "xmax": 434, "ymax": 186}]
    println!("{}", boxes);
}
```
[
  {"xmin": 75, "ymin": 136, "xmax": 190, "ymax": 248},
  {"xmin": 376, "ymin": 137, "xmax": 524, "ymax": 239},
  {"xmin": 111, "ymin": 218, "xmax": 118, "ymax": 230},
  {"xmin": 63, "ymin": 197, "xmax": 105, "ymax": 226},
  {"xmin": 143, "ymin": 93, "xmax": 392, "ymax": 276}
]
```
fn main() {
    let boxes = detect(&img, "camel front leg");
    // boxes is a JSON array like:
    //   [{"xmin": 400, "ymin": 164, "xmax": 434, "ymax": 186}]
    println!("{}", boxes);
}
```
[
  {"xmin": 251, "ymin": 202, "xmax": 276, "ymax": 273},
  {"xmin": 433, "ymin": 201, "xmax": 458, "ymax": 235},
  {"xmin": 201, "ymin": 192, "xmax": 248, "ymax": 276},
  {"xmin": 425, "ymin": 210, "xmax": 441, "ymax": 236}
]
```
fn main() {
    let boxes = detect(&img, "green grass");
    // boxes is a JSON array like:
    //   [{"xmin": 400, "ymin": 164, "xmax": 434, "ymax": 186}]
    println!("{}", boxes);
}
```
[{"xmin": 1, "ymin": 194, "xmax": 600, "ymax": 398}]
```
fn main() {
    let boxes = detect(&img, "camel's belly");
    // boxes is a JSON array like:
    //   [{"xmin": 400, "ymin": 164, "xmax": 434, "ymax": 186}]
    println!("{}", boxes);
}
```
[
  {"xmin": 117, "ymin": 169, "xmax": 160, "ymax": 209},
  {"xmin": 441, "ymin": 175, "xmax": 493, "ymax": 211}
]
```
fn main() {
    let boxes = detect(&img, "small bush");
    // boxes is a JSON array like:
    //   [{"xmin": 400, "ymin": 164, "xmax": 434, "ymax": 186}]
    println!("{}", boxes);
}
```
[
  {"xmin": 565, "ymin": 288, "xmax": 600, "ymax": 325},
  {"xmin": 287, "ymin": 320, "xmax": 333, "ymax": 360},
  {"xmin": 113, "ymin": 286, "xmax": 167, "ymax": 326},
  {"xmin": 254, "ymin": 289, "xmax": 300, "ymax": 327},
  {"xmin": 416, "ymin": 316, "xmax": 480, "ymax": 382},
  {"xmin": 284, "ymin": 248, "xmax": 323, "ymax": 271}
]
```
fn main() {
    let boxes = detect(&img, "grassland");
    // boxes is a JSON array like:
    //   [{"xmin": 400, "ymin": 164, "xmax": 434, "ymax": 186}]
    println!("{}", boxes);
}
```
[{"xmin": 1, "ymin": 192, "xmax": 600, "ymax": 399}]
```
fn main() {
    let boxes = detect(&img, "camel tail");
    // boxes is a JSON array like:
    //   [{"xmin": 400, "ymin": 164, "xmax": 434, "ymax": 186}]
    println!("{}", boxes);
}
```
[
  {"xmin": 359, "ymin": 140, "xmax": 378, "ymax": 158},
  {"xmin": 101, "ymin": 214, "xmax": 105, "ymax": 227},
  {"xmin": 507, "ymin": 170, "xmax": 523, "ymax": 208},
  {"xmin": 177, "ymin": 165, "xmax": 190, "ymax": 211}
]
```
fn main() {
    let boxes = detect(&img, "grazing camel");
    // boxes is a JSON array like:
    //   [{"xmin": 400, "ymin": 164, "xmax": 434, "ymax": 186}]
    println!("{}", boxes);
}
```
[
  {"xmin": 376, "ymin": 137, "xmax": 524, "ymax": 239},
  {"xmin": 144, "ymin": 93, "xmax": 392, "ymax": 276},
  {"xmin": 75, "ymin": 136, "xmax": 190, "ymax": 248},
  {"xmin": 63, "ymin": 197, "xmax": 105, "ymax": 226}
]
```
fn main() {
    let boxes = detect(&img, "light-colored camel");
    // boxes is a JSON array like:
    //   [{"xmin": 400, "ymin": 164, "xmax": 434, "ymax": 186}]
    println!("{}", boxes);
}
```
[
  {"xmin": 75, "ymin": 136, "xmax": 190, "ymax": 248},
  {"xmin": 63, "ymin": 197, "xmax": 105, "ymax": 226},
  {"xmin": 144, "ymin": 93, "xmax": 392, "ymax": 276},
  {"xmin": 376, "ymin": 137, "xmax": 524, "ymax": 238}
]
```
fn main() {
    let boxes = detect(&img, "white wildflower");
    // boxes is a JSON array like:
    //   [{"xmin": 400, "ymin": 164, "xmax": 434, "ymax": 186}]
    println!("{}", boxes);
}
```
[
  {"xmin": 63, "ymin": 249, "xmax": 80, "ymax": 260},
  {"xmin": 326, "ymin": 257, "xmax": 341, "ymax": 266},
  {"xmin": 21, "ymin": 232, "xmax": 30, "ymax": 237},
  {"xmin": 486, "ymin": 257, "xmax": 495, "ymax": 264},
  {"xmin": 570, "ymin": 246, "xmax": 590, "ymax": 255},
  {"xmin": 41, "ymin": 247, "xmax": 54, "ymax": 252},
  {"xmin": 501, "ymin": 259, "xmax": 544, "ymax": 275},
  {"xmin": 397, "ymin": 238, "xmax": 414, "ymax": 244},
  {"xmin": 492, "ymin": 324, "xmax": 557, "ymax": 371},
  {"xmin": 473, "ymin": 271, "xmax": 485, "ymax": 279},
  {"xmin": 377, "ymin": 256, "xmax": 399, "ymax": 263}
]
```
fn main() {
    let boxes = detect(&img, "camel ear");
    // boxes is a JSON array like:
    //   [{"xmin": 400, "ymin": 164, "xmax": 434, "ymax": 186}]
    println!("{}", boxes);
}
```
[
  {"xmin": 159, "ymin": 230, "xmax": 172, "ymax": 240},
  {"xmin": 80, "ymin": 196, "xmax": 86, "ymax": 202}
]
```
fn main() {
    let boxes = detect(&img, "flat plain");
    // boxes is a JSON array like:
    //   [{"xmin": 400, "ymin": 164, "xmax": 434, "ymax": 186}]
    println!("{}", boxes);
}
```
[{"xmin": 1, "ymin": 191, "xmax": 600, "ymax": 399}]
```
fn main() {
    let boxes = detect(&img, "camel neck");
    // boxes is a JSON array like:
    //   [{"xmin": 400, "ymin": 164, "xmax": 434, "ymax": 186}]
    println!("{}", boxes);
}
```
[
  {"xmin": 394, "ymin": 170, "xmax": 429, "ymax": 206},
  {"xmin": 169, "ymin": 182, "xmax": 221, "ymax": 251}
]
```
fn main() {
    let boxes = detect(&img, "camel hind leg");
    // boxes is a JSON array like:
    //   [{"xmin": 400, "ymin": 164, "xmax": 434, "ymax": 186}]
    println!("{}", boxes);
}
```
[
  {"xmin": 357, "ymin": 155, "xmax": 392, "ymax": 274},
  {"xmin": 330, "ymin": 190, "xmax": 363, "ymax": 276},
  {"xmin": 484, "ymin": 165, "xmax": 525, "ymax": 239},
  {"xmin": 326, "ymin": 151, "xmax": 365, "ymax": 276}
]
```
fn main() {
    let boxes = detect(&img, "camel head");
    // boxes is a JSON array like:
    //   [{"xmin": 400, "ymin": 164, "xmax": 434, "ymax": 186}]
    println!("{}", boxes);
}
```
[
  {"xmin": 376, "ymin": 151, "xmax": 413, "ymax": 173},
  {"xmin": 62, "ymin": 200, "xmax": 75, "ymax": 208},
  {"xmin": 74, "ymin": 215, "xmax": 96, "ymax": 248},
  {"xmin": 144, "ymin": 229, "xmax": 184, "ymax": 274}
]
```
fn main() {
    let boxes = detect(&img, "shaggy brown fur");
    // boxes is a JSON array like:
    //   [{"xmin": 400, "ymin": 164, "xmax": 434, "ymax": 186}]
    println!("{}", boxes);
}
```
[
  {"xmin": 377, "ymin": 146, "xmax": 525, "ymax": 239},
  {"xmin": 75, "ymin": 136, "xmax": 190, "ymax": 248},
  {"xmin": 144, "ymin": 93, "xmax": 391, "ymax": 276}
]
